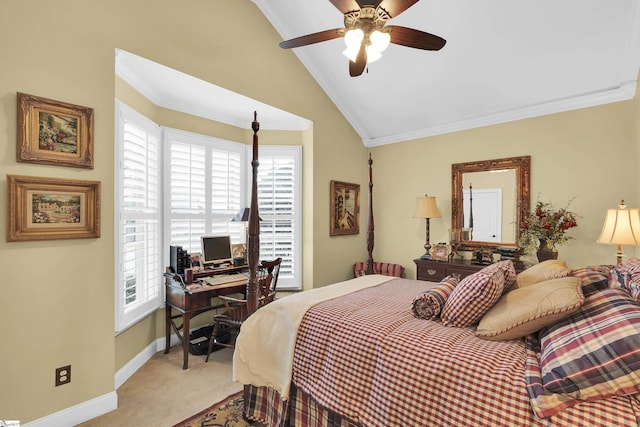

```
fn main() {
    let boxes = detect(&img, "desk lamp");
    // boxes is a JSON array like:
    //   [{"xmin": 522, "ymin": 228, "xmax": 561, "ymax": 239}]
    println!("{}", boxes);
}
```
[
  {"xmin": 597, "ymin": 199, "xmax": 640, "ymax": 265},
  {"xmin": 413, "ymin": 195, "xmax": 441, "ymax": 259},
  {"xmin": 231, "ymin": 208, "xmax": 262, "ymax": 258}
]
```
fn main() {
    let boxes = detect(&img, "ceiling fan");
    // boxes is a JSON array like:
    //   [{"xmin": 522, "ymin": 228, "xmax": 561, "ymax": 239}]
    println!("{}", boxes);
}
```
[{"xmin": 279, "ymin": 0, "xmax": 446, "ymax": 77}]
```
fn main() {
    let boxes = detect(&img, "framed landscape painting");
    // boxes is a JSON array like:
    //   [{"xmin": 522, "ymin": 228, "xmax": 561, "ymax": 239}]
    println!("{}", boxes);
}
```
[
  {"xmin": 7, "ymin": 175, "xmax": 101, "ymax": 242},
  {"xmin": 17, "ymin": 92, "xmax": 94, "ymax": 168},
  {"xmin": 329, "ymin": 180, "xmax": 360, "ymax": 236}
]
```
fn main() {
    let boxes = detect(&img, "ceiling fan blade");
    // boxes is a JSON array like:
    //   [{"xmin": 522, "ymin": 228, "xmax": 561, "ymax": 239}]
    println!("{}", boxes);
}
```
[
  {"xmin": 387, "ymin": 25, "xmax": 446, "ymax": 50},
  {"xmin": 349, "ymin": 44, "xmax": 367, "ymax": 77},
  {"xmin": 328, "ymin": 0, "xmax": 362, "ymax": 14},
  {"xmin": 279, "ymin": 28, "xmax": 344, "ymax": 49},
  {"xmin": 378, "ymin": 0, "xmax": 419, "ymax": 18}
]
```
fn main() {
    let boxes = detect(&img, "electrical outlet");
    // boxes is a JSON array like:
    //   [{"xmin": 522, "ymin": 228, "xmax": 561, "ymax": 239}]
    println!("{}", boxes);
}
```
[{"xmin": 55, "ymin": 365, "xmax": 71, "ymax": 386}]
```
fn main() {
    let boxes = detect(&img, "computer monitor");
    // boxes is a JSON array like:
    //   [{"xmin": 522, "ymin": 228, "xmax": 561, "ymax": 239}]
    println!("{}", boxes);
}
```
[{"xmin": 201, "ymin": 235, "xmax": 233, "ymax": 266}]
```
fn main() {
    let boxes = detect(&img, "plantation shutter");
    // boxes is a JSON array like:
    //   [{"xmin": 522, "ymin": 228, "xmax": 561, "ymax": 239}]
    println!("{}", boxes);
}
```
[
  {"xmin": 165, "ymin": 129, "xmax": 245, "ymax": 255},
  {"xmin": 257, "ymin": 146, "xmax": 302, "ymax": 289},
  {"xmin": 116, "ymin": 102, "xmax": 162, "ymax": 332}
]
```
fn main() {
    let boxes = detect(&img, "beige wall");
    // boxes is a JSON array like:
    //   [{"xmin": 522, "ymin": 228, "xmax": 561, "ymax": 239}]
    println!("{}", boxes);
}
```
[
  {"xmin": 370, "ymin": 99, "xmax": 637, "ymax": 278},
  {"xmin": 0, "ymin": 0, "xmax": 366, "ymax": 423},
  {"xmin": 1, "ymin": 0, "xmax": 638, "ymax": 424}
]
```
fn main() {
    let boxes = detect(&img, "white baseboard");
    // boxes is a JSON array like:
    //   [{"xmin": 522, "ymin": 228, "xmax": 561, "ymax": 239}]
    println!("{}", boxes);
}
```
[
  {"xmin": 22, "ymin": 392, "xmax": 117, "ymax": 427},
  {"xmin": 24, "ymin": 334, "xmax": 182, "ymax": 427},
  {"xmin": 115, "ymin": 340, "xmax": 158, "ymax": 389}
]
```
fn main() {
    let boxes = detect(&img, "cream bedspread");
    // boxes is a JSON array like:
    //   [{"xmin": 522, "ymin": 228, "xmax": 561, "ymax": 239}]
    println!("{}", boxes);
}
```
[{"xmin": 232, "ymin": 274, "xmax": 395, "ymax": 398}]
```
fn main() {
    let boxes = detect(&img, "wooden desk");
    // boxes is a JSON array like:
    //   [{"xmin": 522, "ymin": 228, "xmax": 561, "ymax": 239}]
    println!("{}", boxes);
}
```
[{"xmin": 165, "ymin": 271, "xmax": 246, "ymax": 369}]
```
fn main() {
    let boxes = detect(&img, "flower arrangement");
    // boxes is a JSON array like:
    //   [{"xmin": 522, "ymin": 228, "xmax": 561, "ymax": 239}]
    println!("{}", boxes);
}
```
[{"xmin": 518, "ymin": 198, "xmax": 578, "ymax": 254}]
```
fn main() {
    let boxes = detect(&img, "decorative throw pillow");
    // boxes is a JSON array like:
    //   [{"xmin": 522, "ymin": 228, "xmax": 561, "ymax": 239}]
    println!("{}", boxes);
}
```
[
  {"xmin": 481, "ymin": 260, "xmax": 517, "ymax": 290},
  {"xmin": 441, "ymin": 267, "xmax": 506, "ymax": 327},
  {"xmin": 476, "ymin": 277, "xmax": 583, "ymax": 340},
  {"xmin": 608, "ymin": 258, "xmax": 640, "ymax": 300},
  {"xmin": 412, "ymin": 275, "xmax": 460, "ymax": 320},
  {"xmin": 515, "ymin": 260, "xmax": 571, "ymax": 289},
  {"xmin": 570, "ymin": 265, "xmax": 612, "ymax": 296},
  {"xmin": 539, "ymin": 288, "xmax": 640, "ymax": 402}
]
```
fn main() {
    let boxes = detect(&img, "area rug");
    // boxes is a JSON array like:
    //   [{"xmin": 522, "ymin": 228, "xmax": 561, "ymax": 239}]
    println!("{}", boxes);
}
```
[{"xmin": 172, "ymin": 390, "xmax": 252, "ymax": 427}]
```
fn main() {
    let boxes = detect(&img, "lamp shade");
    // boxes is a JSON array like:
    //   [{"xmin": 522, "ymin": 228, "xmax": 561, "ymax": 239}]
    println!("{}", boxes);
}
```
[
  {"xmin": 231, "ymin": 207, "xmax": 262, "ymax": 222},
  {"xmin": 597, "ymin": 203, "xmax": 640, "ymax": 245},
  {"xmin": 413, "ymin": 196, "xmax": 441, "ymax": 219}
]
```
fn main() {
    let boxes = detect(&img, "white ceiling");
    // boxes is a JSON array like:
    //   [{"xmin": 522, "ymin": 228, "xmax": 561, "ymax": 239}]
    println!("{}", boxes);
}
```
[{"xmin": 118, "ymin": 0, "xmax": 640, "ymax": 148}]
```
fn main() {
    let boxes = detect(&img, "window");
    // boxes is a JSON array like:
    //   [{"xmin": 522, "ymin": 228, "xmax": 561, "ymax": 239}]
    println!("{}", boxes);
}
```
[
  {"xmin": 115, "ymin": 101, "xmax": 162, "ymax": 333},
  {"xmin": 115, "ymin": 102, "xmax": 303, "ymax": 332},
  {"xmin": 255, "ymin": 146, "xmax": 302, "ymax": 290},
  {"xmin": 164, "ymin": 128, "xmax": 246, "ymax": 253}
]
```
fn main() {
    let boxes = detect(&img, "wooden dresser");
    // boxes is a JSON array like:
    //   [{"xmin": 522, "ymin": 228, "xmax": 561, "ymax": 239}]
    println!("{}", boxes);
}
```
[{"xmin": 414, "ymin": 258, "xmax": 523, "ymax": 282}]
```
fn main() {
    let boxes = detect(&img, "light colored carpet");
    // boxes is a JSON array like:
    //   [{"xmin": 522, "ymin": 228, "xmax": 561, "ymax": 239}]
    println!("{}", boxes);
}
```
[{"xmin": 78, "ymin": 347, "xmax": 242, "ymax": 427}]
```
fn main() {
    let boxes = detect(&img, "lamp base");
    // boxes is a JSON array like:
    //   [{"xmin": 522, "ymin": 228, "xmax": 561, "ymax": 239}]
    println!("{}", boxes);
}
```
[{"xmin": 421, "ymin": 242, "xmax": 433, "ymax": 260}]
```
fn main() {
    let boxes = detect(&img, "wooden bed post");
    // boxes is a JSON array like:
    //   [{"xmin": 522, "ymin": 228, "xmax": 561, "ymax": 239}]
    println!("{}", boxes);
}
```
[
  {"xmin": 246, "ymin": 112, "xmax": 260, "ymax": 314},
  {"xmin": 366, "ymin": 153, "xmax": 375, "ymax": 275}
]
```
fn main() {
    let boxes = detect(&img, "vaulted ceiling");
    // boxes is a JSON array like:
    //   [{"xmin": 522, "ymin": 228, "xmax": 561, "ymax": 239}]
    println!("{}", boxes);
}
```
[
  {"xmin": 117, "ymin": 1, "xmax": 640, "ymax": 148},
  {"xmin": 255, "ymin": 0, "xmax": 640, "ymax": 146}
]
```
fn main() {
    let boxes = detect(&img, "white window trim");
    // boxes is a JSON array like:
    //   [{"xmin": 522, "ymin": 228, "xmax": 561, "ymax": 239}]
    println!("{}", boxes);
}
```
[
  {"xmin": 162, "ymin": 127, "xmax": 247, "ymax": 256},
  {"xmin": 114, "ymin": 100, "xmax": 163, "ymax": 334},
  {"xmin": 115, "ymin": 102, "xmax": 303, "ymax": 333}
]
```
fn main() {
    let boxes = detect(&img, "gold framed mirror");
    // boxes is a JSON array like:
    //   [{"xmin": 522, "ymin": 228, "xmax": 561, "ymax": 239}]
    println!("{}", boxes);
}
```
[{"xmin": 451, "ymin": 156, "xmax": 530, "ymax": 251}]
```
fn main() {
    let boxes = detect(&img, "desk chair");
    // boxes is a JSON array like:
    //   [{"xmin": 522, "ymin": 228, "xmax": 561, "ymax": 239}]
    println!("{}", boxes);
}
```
[{"xmin": 205, "ymin": 257, "xmax": 282, "ymax": 361}]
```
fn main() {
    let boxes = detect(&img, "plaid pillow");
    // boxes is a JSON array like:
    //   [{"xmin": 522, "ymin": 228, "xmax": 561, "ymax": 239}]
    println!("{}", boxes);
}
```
[
  {"xmin": 441, "ymin": 267, "xmax": 506, "ymax": 327},
  {"xmin": 570, "ymin": 265, "xmax": 612, "ymax": 296},
  {"xmin": 539, "ymin": 288, "xmax": 640, "ymax": 402},
  {"xmin": 483, "ymin": 260, "xmax": 517, "ymax": 290},
  {"xmin": 412, "ymin": 275, "xmax": 460, "ymax": 320},
  {"xmin": 609, "ymin": 258, "xmax": 640, "ymax": 300}
]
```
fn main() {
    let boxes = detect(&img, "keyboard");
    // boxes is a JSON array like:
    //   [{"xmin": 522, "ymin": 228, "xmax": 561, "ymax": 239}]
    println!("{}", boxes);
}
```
[{"xmin": 201, "ymin": 273, "xmax": 247, "ymax": 286}]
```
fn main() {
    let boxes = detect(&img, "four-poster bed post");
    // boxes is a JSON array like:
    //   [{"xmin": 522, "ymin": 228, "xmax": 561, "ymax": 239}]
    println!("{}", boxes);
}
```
[
  {"xmin": 366, "ymin": 153, "xmax": 375, "ymax": 275},
  {"xmin": 246, "ymin": 112, "xmax": 260, "ymax": 314}
]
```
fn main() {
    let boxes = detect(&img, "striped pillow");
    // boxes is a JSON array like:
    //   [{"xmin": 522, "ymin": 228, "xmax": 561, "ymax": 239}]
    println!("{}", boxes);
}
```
[
  {"xmin": 539, "ymin": 288, "xmax": 640, "ymax": 401},
  {"xmin": 441, "ymin": 267, "xmax": 506, "ymax": 327},
  {"xmin": 412, "ymin": 275, "xmax": 460, "ymax": 320}
]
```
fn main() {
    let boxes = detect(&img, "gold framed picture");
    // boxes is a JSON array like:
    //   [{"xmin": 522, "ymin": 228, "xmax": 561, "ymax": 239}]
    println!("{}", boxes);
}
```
[
  {"xmin": 329, "ymin": 180, "xmax": 360, "ymax": 236},
  {"xmin": 17, "ymin": 92, "xmax": 94, "ymax": 168},
  {"xmin": 7, "ymin": 175, "xmax": 101, "ymax": 242},
  {"xmin": 431, "ymin": 243, "xmax": 450, "ymax": 261}
]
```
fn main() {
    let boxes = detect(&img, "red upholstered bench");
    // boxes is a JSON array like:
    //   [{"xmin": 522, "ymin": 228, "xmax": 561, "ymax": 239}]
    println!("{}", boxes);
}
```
[{"xmin": 353, "ymin": 262, "xmax": 405, "ymax": 278}]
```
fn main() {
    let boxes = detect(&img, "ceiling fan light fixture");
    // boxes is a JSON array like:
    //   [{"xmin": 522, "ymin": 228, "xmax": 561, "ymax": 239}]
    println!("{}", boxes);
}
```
[
  {"xmin": 342, "ymin": 45, "xmax": 360, "ymax": 62},
  {"xmin": 365, "ymin": 45, "xmax": 382, "ymax": 63},
  {"xmin": 344, "ymin": 28, "xmax": 364, "ymax": 48},
  {"xmin": 369, "ymin": 30, "xmax": 390, "ymax": 53}
]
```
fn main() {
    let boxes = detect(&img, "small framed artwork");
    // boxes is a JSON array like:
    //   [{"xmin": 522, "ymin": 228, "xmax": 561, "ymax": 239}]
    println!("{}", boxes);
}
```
[
  {"xmin": 7, "ymin": 175, "xmax": 101, "ymax": 242},
  {"xmin": 329, "ymin": 180, "xmax": 360, "ymax": 236},
  {"xmin": 17, "ymin": 92, "xmax": 94, "ymax": 169},
  {"xmin": 231, "ymin": 243, "xmax": 247, "ymax": 259},
  {"xmin": 431, "ymin": 243, "xmax": 450, "ymax": 261},
  {"xmin": 190, "ymin": 253, "xmax": 203, "ymax": 271}
]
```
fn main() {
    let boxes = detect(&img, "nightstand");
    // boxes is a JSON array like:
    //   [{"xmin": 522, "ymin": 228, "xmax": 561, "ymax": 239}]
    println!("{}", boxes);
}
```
[{"xmin": 414, "ymin": 258, "xmax": 523, "ymax": 282}]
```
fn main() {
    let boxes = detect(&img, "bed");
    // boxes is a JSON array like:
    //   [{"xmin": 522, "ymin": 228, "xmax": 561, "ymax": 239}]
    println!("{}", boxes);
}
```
[
  {"xmin": 234, "ymin": 265, "xmax": 640, "ymax": 426},
  {"xmin": 238, "ymin": 135, "xmax": 640, "ymax": 425}
]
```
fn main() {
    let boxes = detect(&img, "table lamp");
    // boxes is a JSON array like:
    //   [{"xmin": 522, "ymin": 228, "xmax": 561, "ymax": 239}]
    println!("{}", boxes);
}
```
[
  {"xmin": 231, "ymin": 208, "xmax": 262, "ymax": 258},
  {"xmin": 413, "ymin": 195, "xmax": 441, "ymax": 259},
  {"xmin": 597, "ymin": 199, "xmax": 640, "ymax": 265}
]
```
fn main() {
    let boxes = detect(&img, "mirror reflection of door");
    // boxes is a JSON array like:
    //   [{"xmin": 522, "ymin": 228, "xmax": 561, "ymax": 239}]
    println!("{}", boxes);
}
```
[{"xmin": 463, "ymin": 188, "xmax": 502, "ymax": 242}]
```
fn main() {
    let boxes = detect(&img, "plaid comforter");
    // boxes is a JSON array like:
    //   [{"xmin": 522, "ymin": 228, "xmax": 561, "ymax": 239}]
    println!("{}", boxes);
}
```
[{"xmin": 245, "ymin": 278, "xmax": 640, "ymax": 426}]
